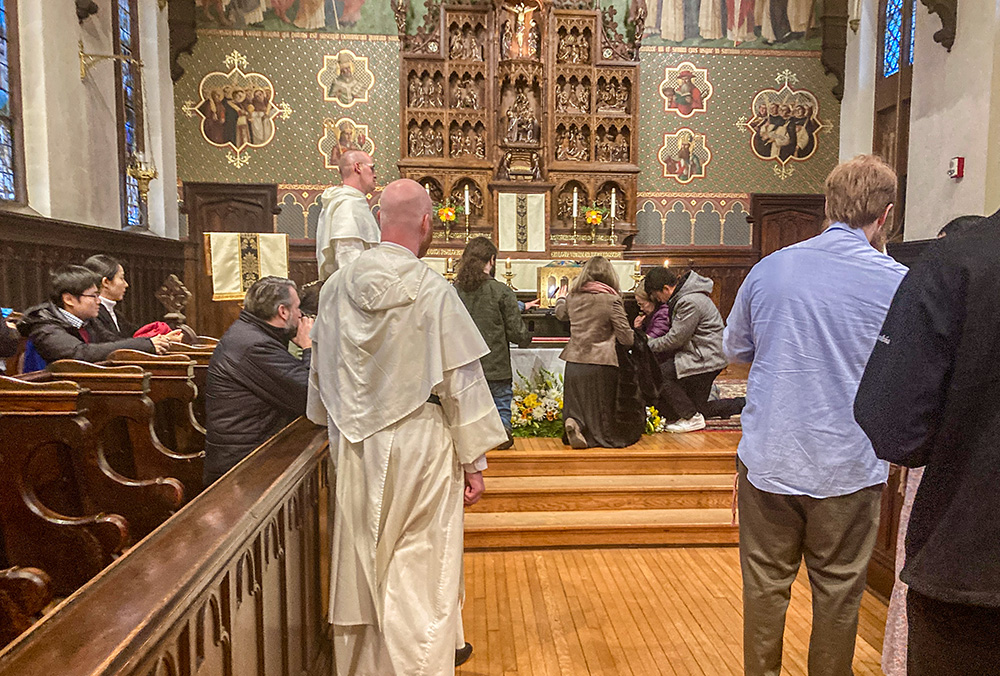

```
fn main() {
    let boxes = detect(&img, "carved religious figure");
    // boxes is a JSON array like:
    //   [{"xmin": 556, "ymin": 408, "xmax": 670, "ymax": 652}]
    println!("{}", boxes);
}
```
[
  {"xmin": 505, "ymin": 86, "xmax": 535, "ymax": 143},
  {"xmin": 504, "ymin": 1, "xmax": 540, "ymax": 59},
  {"xmin": 452, "ymin": 74, "xmax": 479, "ymax": 109}
]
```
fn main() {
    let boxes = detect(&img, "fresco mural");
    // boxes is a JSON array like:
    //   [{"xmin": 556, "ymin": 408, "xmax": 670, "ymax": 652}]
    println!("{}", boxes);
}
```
[
  {"xmin": 660, "ymin": 61, "xmax": 713, "ymax": 117},
  {"xmin": 658, "ymin": 129, "xmax": 711, "ymax": 183},
  {"xmin": 643, "ymin": 0, "xmax": 822, "ymax": 49},
  {"xmin": 196, "ymin": 0, "xmax": 396, "ymax": 34},
  {"xmin": 318, "ymin": 49, "xmax": 375, "ymax": 106}
]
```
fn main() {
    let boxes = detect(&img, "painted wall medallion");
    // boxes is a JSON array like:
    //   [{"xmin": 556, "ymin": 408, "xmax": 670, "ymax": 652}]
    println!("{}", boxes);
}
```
[
  {"xmin": 742, "ymin": 71, "xmax": 824, "ymax": 175},
  {"xmin": 660, "ymin": 61, "xmax": 713, "ymax": 118},
  {"xmin": 319, "ymin": 117, "xmax": 376, "ymax": 168},
  {"xmin": 182, "ymin": 51, "xmax": 292, "ymax": 167},
  {"xmin": 318, "ymin": 49, "xmax": 375, "ymax": 107},
  {"xmin": 658, "ymin": 128, "xmax": 711, "ymax": 184}
]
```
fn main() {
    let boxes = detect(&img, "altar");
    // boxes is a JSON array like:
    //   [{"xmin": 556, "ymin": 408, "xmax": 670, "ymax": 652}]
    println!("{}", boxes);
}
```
[{"xmin": 424, "ymin": 257, "xmax": 639, "ymax": 295}]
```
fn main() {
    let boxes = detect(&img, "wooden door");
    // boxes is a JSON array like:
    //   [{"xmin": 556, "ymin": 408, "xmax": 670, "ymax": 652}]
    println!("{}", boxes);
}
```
[
  {"xmin": 181, "ymin": 183, "xmax": 281, "ymax": 339},
  {"xmin": 750, "ymin": 193, "xmax": 827, "ymax": 258}
]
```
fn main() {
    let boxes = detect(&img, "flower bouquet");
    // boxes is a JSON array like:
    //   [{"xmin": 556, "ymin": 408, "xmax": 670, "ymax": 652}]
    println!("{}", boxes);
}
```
[{"xmin": 511, "ymin": 368, "xmax": 564, "ymax": 438}]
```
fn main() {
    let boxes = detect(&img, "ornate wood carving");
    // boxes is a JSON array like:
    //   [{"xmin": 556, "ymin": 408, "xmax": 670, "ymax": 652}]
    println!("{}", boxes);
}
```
[
  {"xmin": 399, "ymin": 0, "xmax": 641, "ymax": 251},
  {"xmin": 919, "ymin": 0, "xmax": 957, "ymax": 51},
  {"xmin": 167, "ymin": 0, "xmax": 198, "ymax": 83},
  {"xmin": 820, "ymin": 0, "xmax": 848, "ymax": 101}
]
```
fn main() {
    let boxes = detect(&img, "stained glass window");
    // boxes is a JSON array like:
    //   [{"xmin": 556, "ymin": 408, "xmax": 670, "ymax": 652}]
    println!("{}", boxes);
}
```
[
  {"xmin": 883, "ymin": 0, "xmax": 903, "ymax": 77},
  {"xmin": 114, "ymin": 0, "xmax": 142, "ymax": 228},
  {"xmin": 0, "ymin": 0, "xmax": 17, "ymax": 201},
  {"xmin": 909, "ymin": 0, "xmax": 917, "ymax": 65}
]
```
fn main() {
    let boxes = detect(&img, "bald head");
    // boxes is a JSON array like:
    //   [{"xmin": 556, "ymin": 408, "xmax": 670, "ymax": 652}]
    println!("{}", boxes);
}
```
[
  {"xmin": 378, "ymin": 179, "xmax": 434, "ymax": 257},
  {"xmin": 337, "ymin": 150, "xmax": 376, "ymax": 194}
]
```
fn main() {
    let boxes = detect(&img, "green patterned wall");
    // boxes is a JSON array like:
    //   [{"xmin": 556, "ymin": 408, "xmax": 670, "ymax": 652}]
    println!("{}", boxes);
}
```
[{"xmin": 175, "ymin": 24, "xmax": 840, "ymax": 246}]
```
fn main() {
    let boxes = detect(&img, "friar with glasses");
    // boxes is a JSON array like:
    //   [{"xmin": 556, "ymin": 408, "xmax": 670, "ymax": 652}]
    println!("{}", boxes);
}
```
[{"xmin": 315, "ymin": 149, "xmax": 380, "ymax": 281}]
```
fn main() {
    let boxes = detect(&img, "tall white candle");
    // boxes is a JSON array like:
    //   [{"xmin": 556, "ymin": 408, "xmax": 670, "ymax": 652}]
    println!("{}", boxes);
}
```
[
  {"xmin": 664, "ymin": 259, "xmax": 670, "ymax": 268},
  {"xmin": 611, "ymin": 188, "xmax": 617, "ymax": 216},
  {"xmin": 464, "ymin": 184, "xmax": 470, "ymax": 214},
  {"xmin": 425, "ymin": 183, "xmax": 431, "ymax": 196},
  {"xmin": 572, "ymin": 186, "xmax": 579, "ymax": 217}
]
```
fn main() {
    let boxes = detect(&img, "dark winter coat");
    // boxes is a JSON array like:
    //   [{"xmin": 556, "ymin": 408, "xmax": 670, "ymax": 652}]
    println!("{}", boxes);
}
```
[
  {"xmin": 855, "ymin": 211, "xmax": 1000, "ymax": 607},
  {"xmin": 203, "ymin": 310, "xmax": 311, "ymax": 486},
  {"xmin": 16, "ymin": 302, "xmax": 155, "ymax": 365}
]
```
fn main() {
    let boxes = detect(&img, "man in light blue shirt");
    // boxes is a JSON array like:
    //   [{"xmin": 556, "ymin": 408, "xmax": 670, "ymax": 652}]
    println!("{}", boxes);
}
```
[{"xmin": 723, "ymin": 155, "xmax": 907, "ymax": 676}]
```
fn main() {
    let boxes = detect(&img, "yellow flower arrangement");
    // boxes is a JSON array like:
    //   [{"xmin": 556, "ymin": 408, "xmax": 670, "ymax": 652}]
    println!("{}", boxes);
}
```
[
  {"xmin": 438, "ymin": 206, "xmax": 456, "ymax": 222},
  {"xmin": 585, "ymin": 209, "xmax": 603, "ymax": 226}
]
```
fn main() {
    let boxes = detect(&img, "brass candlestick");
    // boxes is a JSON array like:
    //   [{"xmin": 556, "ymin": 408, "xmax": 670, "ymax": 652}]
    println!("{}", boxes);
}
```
[
  {"xmin": 630, "ymin": 262, "xmax": 643, "ymax": 291},
  {"xmin": 609, "ymin": 214, "xmax": 617, "ymax": 245},
  {"xmin": 572, "ymin": 215, "xmax": 579, "ymax": 245},
  {"xmin": 503, "ymin": 259, "xmax": 517, "ymax": 290},
  {"xmin": 464, "ymin": 213, "xmax": 471, "ymax": 242}
]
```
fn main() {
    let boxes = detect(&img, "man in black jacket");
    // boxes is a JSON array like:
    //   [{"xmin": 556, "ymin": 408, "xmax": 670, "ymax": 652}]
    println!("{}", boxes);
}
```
[
  {"xmin": 203, "ymin": 276, "xmax": 313, "ymax": 486},
  {"xmin": 854, "ymin": 211, "xmax": 999, "ymax": 675},
  {"xmin": 17, "ymin": 265, "xmax": 171, "ymax": 364}
]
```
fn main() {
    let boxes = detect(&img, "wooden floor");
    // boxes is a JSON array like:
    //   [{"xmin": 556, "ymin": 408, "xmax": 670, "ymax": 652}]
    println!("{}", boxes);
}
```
[{"xmin": 459, "ymin": 547, "xmax": 888, "ymax": 676}]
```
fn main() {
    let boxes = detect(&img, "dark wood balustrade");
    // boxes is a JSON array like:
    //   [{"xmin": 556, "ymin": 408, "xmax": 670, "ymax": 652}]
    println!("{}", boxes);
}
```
[{"xmin": 0, "ymin": 417, "xmax": 331, "ymax": 676}]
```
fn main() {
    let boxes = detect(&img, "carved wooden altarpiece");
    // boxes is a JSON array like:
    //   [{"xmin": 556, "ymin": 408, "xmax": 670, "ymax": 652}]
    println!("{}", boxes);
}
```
[{"xmin": 395, "ymin": 0, "xmax": 643, "ymax": 258}]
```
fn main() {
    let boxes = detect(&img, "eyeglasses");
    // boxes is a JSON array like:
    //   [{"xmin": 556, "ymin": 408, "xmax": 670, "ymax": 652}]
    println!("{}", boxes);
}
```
[{"xmin": 78, "ymin": 293, "xmax": 101, "ymax": 300}]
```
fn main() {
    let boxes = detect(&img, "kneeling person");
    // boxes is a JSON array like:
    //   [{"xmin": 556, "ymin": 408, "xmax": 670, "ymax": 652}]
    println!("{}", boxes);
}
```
[{"xmin": 203, "ymin": 276, "xmax": 313, "ymax": 486}]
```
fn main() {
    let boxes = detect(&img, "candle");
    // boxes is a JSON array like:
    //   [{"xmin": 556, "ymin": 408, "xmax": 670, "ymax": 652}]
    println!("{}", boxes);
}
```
[
  {"xmin": 505, "ymin": 257, "xmax": 511, "ymax": 270},
  {"xmin": 425, "ymin": 183, "xmax": 431, "ymax": 196},
  {"xmin": 447, "ymin": 257, "xmax": 453, "ymax": 272},
  {"xmin": 663, "ymin": 259, "xmax": 670, "ymax": 268},
  {"xmin": 464, "ymin": 184, "xmax": 470, "ymax": 215},
  {"xmin": 572, "ymin": 186, "xmax": 578, "ymax": 218},
  {"xmin": 611, "ymin": 188, "xmax": 617, "ymax": 216},
  {"xmin": 634, "ymin": 260, "xmax": 641, "ymax": 273}
]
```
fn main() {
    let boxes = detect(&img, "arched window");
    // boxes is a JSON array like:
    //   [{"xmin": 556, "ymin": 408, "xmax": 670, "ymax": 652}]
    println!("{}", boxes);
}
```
[
  {"xmin": 874, "ymin": 0, "xmax": 916, "ymax": 239},
  {"xmin": 113, "ymin": 0, "xmax": 144, "ymax": 229},
  {"xmin": 0, "ymin": 0, "xmax": 25, "ymax": 204}
]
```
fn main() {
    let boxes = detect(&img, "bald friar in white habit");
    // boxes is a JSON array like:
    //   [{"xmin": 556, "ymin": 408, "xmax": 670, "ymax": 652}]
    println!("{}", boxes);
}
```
[
  {"xmin": 307, "ymin": 178, "xmax": 508, "ymax": 675},
  {"xmin": 315, "ymin": 149, "xmax": 380, "ymax": 281}
]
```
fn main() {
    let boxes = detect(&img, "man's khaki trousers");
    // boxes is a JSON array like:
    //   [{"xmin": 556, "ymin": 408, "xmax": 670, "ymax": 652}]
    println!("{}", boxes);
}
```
[{"xmin": 737, "ymin": 459, "xmax": 882, "ymax": 676}]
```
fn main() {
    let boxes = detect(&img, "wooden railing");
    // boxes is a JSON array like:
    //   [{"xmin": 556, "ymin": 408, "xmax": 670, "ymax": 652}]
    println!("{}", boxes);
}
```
[{"xmin": 0, "ymin": 418, "xmax": 331, "ymax": 676}]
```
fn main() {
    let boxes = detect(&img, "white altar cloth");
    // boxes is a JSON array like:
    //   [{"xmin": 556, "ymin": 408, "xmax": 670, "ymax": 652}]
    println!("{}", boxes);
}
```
[{"xmin": 510, "ymin": 346, "xmax": 565, "ymax": 385}]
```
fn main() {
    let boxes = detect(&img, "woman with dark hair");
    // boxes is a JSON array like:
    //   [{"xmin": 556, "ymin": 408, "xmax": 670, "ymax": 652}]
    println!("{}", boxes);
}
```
[
  {"xmin": 454, "ymin": 237, "xmax": 532, "ymax": 449},
  {"xmin": 555, "ymin": 256, "xmax": 636, "ymax": 448},
  {"xmin": 82, "ymin": 254, "xmax": 138, "ymax": 340}
]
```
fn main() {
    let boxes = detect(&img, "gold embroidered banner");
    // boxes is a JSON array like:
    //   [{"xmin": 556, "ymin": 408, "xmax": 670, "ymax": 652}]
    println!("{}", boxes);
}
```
[{"xmin": 207, "ymin": 233, "xmax": 289, "ymax": 301}]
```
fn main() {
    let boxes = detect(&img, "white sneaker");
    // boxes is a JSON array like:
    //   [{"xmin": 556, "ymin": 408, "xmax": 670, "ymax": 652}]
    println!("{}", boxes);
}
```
[{"xmin": 665, "ymin": 413, "xmax": 706, "ymax": 433}]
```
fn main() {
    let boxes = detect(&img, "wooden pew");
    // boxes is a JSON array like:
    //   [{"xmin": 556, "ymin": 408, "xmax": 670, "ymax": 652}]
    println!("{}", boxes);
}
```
[
  {"xmin": 0, "ymin": 418, "xmax": 331, "ymax": 675},
  {"xmin": 22, "ymin": 363, "xmax": 184, "ymax": 542},
  {"xmin": 0, "ymin": 568, "xmax": 51, "ymax": 649},
  {"xmin": 167, "ymin": 342, "xmax": 216, "ymax": 427},
  {"xmin": 0, "ymin": 377, "xmax": 128, "ymax": 595},
  {"xmin": 105, "ymin": 350, "xmax": 205, "ymax": 500}
]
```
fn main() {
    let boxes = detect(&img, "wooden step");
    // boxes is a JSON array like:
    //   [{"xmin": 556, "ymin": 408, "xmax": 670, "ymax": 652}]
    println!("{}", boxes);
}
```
[
  {"xmin": 486, "ymin": 447, "xmax": 738, "ymax": 476},
  {"xmin": 472, "ymin": 474, "xmax": 735, "ymax": 513},
  {"xmin": 464, "ymin": 508, "xmax": 739, "ymax": 549}
]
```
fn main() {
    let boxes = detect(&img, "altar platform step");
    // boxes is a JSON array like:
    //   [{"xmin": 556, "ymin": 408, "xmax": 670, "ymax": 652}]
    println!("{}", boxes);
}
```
[
  {"xmin": 470, "ymin": 474, "xmax": 735, "ymax": 513},
  {"xmin": 464, "ymin": 508, "xmax": 738, "ymax": 549},
  {"xmin": 486, "ymin": 443, "xmax": 738, "ymax": 476}
]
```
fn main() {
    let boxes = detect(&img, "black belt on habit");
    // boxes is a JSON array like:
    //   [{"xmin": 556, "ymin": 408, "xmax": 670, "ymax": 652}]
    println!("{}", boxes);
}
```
[{"xmin": 427, "ymin": 393, "xmax": 442, "ymax": 406}]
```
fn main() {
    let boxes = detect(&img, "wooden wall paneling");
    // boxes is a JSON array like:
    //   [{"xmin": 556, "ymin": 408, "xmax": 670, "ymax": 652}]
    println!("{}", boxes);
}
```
[
  {"xmin": 0, "ymin": 418, "xmax": 330, "ymax": 676},
  {"xmin": 0, "ymin": 212, "xmax": 188, "ymax": 326},
  {"xmin": 867, "ymin": 465, "xmax": 904, "ymax": 601},
  {"xmin": 886, "ymin": 238, "xmax": 933, "ymax": 267},
  {"xmin": 749, "ymin": 193, "xmax": 827, "ymax": 258},
  {"xmin": 180, "ymin": 183, "xmax": 281, "ymax": 338}
]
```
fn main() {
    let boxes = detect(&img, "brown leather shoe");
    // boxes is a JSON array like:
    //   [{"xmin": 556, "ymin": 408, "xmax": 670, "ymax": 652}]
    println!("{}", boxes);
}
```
[{"xmin": 455, "ymin": 642, "xmax": 473, "ymax": 666}]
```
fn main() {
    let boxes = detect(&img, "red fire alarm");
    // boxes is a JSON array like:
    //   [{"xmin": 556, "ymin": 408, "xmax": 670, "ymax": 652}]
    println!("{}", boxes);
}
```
[{"xmin": 948, "ymin": 157, "xmax": 965, "ymax": 179}]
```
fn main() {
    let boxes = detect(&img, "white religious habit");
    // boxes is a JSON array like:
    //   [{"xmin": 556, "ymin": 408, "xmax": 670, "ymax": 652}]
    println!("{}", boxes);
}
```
[
  {"xmin": 315, "ymin": 184, "xmax": 381, "ymax": 281},
  {"xmin": 307, "ymin": 242, "xmax": 507, "ymax": 676}
]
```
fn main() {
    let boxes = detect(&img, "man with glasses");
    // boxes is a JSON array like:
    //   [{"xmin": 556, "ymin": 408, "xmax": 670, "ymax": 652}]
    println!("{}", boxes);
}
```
[
  {"xmin": 17, "ymin": 264, "xmax": 172, "ymax": 364},
  {"xmin": 203, "ymin": 276, "xmax": 313, "ymax": 486},
  {"xmin": 316, "ymin": 149, "xmax": 380, "ymax": 281}
]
